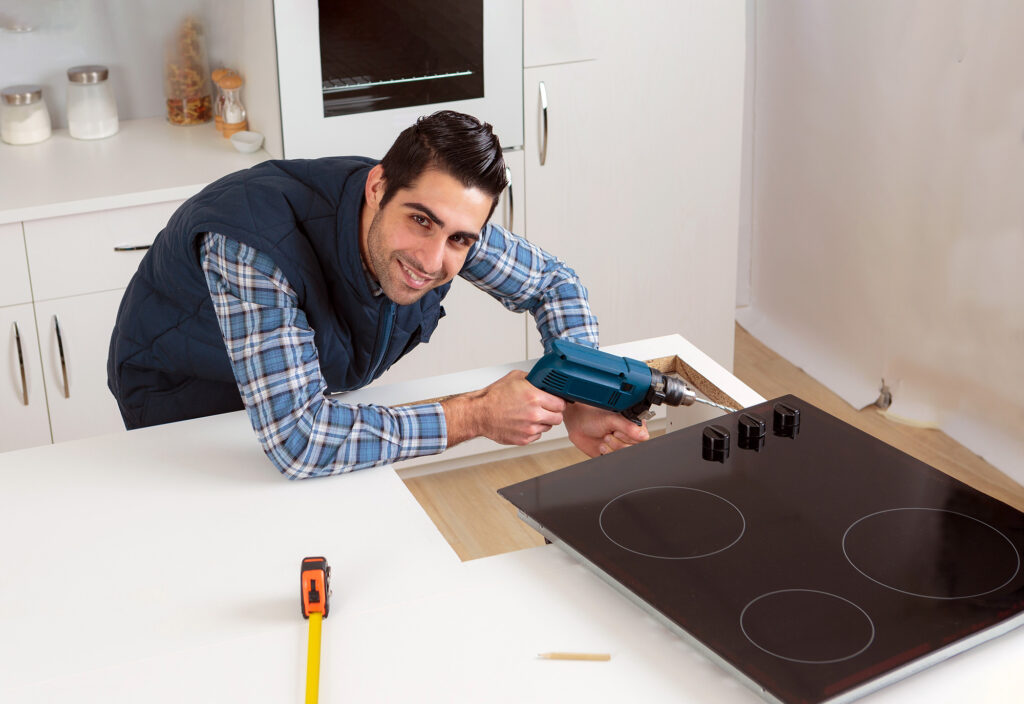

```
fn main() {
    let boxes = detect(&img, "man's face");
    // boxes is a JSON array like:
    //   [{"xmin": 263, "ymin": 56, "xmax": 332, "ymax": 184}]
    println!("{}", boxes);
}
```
[{"xmin": 362, "ymin": 166, "xmax": 492, "ymax": 306}]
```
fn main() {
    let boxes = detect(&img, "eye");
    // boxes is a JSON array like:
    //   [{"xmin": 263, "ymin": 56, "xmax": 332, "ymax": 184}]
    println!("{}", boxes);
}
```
[
  {"xmin": 411, "ymin": 214, "xmax": 430, "ymax": 228},
  {"xmin": 449, "ymin": 233, "xmax": 473, "ymax": 247}
]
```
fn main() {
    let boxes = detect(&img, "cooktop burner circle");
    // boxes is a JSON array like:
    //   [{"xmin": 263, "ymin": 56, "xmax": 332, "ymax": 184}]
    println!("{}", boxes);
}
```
[
  {"xmin": 598, "ymin": 486, "xmax": 745, "ymax": 560},
  {"xmin": 740, "ymin": 589, "xmax": 876, "ymax": 664},
  {"xmin": 842, "ymin": 507, "xmax": 1021, "ymax": 600}
]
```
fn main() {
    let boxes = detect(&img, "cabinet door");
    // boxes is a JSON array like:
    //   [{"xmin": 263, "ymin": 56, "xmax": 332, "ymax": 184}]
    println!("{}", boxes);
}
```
[
  {"xmin": 1, "ymin": 304, "xmax": 52, "ymax": 451},
  {"xmin": 524, "ymin": 0, "xmax": 600, "ymax": 67},
  {"xmin": 371, "ymin": 151, "xmax": 529, "ymax": 386},
  {"xmin": 523, "ymin": 61, "xmax": 609, "ymax": 358},
  {"xmin": 35, "ymin": 290, "xmax": 126, "ymax": 444}
]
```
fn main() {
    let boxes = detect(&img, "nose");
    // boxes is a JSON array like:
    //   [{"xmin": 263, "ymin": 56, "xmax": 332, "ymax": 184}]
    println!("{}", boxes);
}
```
[{"xmin": 419, "ymin": 234, "xmax": 447, "ymax": 276}]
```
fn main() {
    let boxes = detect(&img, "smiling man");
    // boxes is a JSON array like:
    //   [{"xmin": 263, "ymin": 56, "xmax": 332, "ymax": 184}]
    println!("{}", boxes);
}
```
[{"xmin": 107, "ymin": 111, "xmax": 647, "ymax": 478}]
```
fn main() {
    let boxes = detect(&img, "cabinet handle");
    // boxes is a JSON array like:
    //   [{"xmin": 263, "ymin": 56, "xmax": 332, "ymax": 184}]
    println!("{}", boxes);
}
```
[
  {"xmin": 13, "ymin": 321, "xmax": 28, "ymax": 406},
  {"xmin": 504, "ymin": 165, "xmax": 514, "ymax": 231},
  {"xmin": 53, "ymin": 315, "xmax": 70, "ymax": 399},
  {"xmin": 538, "ymin": 81, "xmax": 548, "ymax": 166},
  {"xmin": 113, "ymin": 244, "xmax": 151, "ymax": 252}
]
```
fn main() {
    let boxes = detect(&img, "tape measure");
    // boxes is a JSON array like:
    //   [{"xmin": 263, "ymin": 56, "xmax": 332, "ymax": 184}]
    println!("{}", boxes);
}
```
[{"xmin": 301, "ymin": 556, "xmax": 331, "ymax": 704}]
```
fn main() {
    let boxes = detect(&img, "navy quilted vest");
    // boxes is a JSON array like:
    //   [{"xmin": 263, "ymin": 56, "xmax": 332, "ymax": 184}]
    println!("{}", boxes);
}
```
[{"xmin": 107, "ymin": 157, "xmax": 448, "ymax": 429}]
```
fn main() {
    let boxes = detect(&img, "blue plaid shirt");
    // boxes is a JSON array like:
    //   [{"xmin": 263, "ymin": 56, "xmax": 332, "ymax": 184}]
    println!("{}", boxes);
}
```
[{"xmin": 200, "ymin": 224, "xmax": 598, "ymax": 479}]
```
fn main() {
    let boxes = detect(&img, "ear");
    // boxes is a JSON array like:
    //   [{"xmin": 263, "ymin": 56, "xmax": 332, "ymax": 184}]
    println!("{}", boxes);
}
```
[{"xmin": 364, "ymin": 164, "xmax": 387, "ymax": 210}]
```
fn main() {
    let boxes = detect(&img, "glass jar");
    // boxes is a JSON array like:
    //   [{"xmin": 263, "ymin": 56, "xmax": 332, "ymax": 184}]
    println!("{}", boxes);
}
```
[
  {"xmin": 219, "ymin": 72, "xmax": 248, "ymax": 137},
  {"xmin": 66, "ymin": 65, "xmax": 119, "ymax": 140},
  {"xmin": 0, "ymin": 85, "xmax": 52, "ymax": 145},
  {"xmin": 211, "ymin": 67, "xmax": 230, "ymax": 133},
  {"xmin": 164, "ymin": 15, "xmax": 212, "ymax": 125}
]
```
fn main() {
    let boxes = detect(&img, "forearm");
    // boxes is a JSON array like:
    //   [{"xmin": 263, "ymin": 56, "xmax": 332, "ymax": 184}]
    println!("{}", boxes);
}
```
[
  {"xmin": 201, "ymin": 232, "xmax": 448, "ymax": 478},
  {"xmin": 460, "ymin": 224, "xmax": 599, "ymax": 351}
]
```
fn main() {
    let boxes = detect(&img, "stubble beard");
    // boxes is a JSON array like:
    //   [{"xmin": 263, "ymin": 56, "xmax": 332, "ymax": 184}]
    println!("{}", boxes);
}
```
[{"xmin": 365, "ymin": 208, "xmax": 432, "ymax": 306}]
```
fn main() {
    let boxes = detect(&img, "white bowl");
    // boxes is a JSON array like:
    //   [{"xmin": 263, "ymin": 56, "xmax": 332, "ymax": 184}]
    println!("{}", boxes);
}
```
[{"xmin": 230, "ymin": 130, "xmax": 264, "ymax": 153}]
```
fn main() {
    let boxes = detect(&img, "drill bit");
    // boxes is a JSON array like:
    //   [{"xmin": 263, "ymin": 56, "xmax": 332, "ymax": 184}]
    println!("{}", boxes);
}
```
[{"xmin": 694, "ymin": 397, "xmax": 739, "ymax": 414}]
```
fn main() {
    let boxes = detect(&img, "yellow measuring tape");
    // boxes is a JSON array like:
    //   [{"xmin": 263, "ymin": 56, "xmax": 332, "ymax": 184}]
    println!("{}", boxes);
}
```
[
  {"xmin": 306, "ymin": 611, "xmax": 323, "ymax": 704},
  {"xmin": 301, "ymin": 557, "xmax": 331, "ymax": 704}
]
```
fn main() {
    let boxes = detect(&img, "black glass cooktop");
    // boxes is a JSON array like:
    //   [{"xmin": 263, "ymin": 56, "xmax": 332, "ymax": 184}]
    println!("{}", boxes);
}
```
[{"xmin": 498, "ymin": 395, "xmax": 1024, "ymax": 704}]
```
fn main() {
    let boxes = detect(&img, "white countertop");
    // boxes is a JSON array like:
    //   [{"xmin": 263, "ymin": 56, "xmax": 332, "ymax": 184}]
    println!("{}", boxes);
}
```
[
  {"xmin": 1, "ymin": 337, "xmax": 1021, "ymax": 702},
  {"xmin": 0, "ymin": 117, "xmax": 270, "ymax": 224}
]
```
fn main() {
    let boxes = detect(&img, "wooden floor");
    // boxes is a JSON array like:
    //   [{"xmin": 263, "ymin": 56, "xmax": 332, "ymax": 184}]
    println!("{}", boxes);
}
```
[{"xmin": 403, "ymin": 324, "xmax": 1024, "ymax": 561}]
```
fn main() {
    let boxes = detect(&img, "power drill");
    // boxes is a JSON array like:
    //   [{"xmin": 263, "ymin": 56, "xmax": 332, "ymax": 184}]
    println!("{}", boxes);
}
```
[{"xmin": 527, "ymin": 339, "xmax": 736, "ymax": 425}]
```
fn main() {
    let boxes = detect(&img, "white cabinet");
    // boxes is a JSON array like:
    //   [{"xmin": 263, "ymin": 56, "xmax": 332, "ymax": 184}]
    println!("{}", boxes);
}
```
[
  {"xmin": 0, "ymin": 201, "xmax": 185, "ymax": 453},
  {"xmin": 1, "ymin": 223, "xmax": 50, "ymax": 451},
  {"xmin": 1, "ymin": 304, "xmax": 52, "ymax": 451},
  {"xmin": 34, "ymin": 291, "xmax": 127, "ymax": 444},
  {"xmin": 23, "ymin": 201, "xmax": 178, "ymax": 301},
  {"xmin": 523, "ymin": 60, "xmax": 604, "ymax": 358},
  {"xmin": 0, "ymin": 223, "xmax": 32, "ymax": 306},
  {"xmin": 521, "ymin": 1, "xmax": 745, "ymax": 367},
  {"xmin": 523, "ymin": 0, "xmax": 599, "ymax": 67}
]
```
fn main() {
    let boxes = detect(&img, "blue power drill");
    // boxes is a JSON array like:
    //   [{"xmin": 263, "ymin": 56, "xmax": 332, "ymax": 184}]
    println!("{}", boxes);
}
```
[{"xmin": 527, "ymin": 339, "xmax": 735, "ymax": 425}]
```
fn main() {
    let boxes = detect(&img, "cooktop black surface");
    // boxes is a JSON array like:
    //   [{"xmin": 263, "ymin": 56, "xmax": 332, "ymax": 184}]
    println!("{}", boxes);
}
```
[{"xmin": 499, "ymin": 395, "xmax": 1024, "ymax": 704}]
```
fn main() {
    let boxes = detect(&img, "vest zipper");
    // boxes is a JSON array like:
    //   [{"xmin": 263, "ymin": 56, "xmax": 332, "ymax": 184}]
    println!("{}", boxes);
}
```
[{"xmin": 365, "ymin": 300, "xmax": 397, "ymax": 385}]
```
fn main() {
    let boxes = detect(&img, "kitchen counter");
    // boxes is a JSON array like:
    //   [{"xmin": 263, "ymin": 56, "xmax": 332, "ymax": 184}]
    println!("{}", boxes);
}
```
[
  {"xmin": 1, "ymin": 336, "xmax": 1021, "ymax": 703},
  {"xmin": 0, "ymin": 116, "xmax": 270, "ymax": 225}
]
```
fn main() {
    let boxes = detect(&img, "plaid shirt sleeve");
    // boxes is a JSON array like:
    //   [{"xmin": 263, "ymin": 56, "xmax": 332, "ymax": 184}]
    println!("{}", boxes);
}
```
[
  {"xmin": 460, "ymin": 223, "xmax": 599, "ymax": 351},
  {"xmin": 199, "ymin": 232, "xmax": 448, "ymax": 480}
]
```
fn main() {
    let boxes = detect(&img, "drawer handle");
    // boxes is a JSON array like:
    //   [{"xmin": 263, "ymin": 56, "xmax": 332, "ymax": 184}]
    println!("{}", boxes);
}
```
[
  {"xmin": 13, "ymin": 321, "xmax": 28, "ymax": 406},
  {"xmin": 504, "ymin": 165, "xmax": 514, "ymax": 231},
  {"xmin": 538, "ymin": 81, "xmax": 549, "ymax": 166},
  {"xmin": 53, "ymin": 315, "xmax": 70, "ymax": 399},
  {"xmin": 113, "ymin": 244, "xmax": 151, "ymax": 252}
]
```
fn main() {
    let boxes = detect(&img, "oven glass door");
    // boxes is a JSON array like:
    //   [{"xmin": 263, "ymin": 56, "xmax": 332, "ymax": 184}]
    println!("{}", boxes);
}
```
[
  {"xmin": 275, "ymin": 0, "xmax": 522, "ymax": 158},
  {"xmin": 319, "ymin": 1, "xmax": 484, "ymax": 118}
]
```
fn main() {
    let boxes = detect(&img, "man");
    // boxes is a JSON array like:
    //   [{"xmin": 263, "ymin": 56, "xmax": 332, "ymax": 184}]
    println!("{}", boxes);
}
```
[{"xmin": 108, "ymin": 110, "xmax": 647, "ymax": 478}]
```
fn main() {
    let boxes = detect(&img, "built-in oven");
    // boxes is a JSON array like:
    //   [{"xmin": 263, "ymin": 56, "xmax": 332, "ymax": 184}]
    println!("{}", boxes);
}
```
[{"xmin": 273, "ymin": 0, "xmax": 523, "ymax": 158}]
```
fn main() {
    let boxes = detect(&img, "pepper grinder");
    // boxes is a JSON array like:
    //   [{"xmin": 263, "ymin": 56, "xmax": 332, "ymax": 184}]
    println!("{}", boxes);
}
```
[{"xmin": 219, "ymin": 72, "xmax": 247, "ymax": 137}]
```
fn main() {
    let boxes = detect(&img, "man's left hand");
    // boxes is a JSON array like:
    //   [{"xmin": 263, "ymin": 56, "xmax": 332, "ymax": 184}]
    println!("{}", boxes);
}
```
[{"xmin": 563, "ymin": 402, "xmax": 649, "ymax": 458}]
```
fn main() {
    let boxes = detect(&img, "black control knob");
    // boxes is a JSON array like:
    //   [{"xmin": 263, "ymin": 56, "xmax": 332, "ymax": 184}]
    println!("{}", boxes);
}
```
[
  {"xmin": 738, "ymin": 413, "xmax": 766, "ymax": 451},
  {"xmin": 702, "ymin": 425, "xmax": 730, "ymax": 462},
  {"xmin": 772, "ymin": 402, "xmax": 800, "ymax": 438}
]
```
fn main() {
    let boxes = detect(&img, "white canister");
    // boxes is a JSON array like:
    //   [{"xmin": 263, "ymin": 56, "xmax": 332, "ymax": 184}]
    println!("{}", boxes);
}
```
[
  {"xmin": 0, "ymin": 85, "xmax": 52, "ymax": 145},
  {"xmin": 66, "ymin": 65, "xmax": 119, "ymax": 140}
]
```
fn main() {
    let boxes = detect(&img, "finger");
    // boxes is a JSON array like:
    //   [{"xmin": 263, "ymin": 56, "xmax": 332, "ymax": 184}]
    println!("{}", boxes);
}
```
[
  {"xmin": 603, "ymin": 434, "xmax": 628, "ymax": 452},
  {"xmin": 533, "ymin": 409, "xmax": 564, "ymax": 428},
  {"xmin": 535, "ymin": 390, "xmax": 566, "ymax": 413},
  {"xmin": 613, "ymin": 420, "xmax": 649, "ymax": 442},
  {"xmin": 611, "ymin": 431, "xmax": 640, "ymax": 446}
]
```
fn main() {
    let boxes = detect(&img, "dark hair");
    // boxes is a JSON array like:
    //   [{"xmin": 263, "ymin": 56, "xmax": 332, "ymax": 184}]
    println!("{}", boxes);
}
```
[{"xmin": 379, "ymin": 110, "xmax": 507, "ymax": 221}]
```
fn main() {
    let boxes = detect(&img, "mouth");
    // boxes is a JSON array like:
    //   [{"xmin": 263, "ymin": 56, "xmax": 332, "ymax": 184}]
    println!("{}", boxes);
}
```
[{"xmin": 397, "ymin": 259, "xmax": 434, "ymax": 289}]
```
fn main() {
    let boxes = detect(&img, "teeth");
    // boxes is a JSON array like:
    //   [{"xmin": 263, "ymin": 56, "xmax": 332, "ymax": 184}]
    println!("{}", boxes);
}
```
[{"xmin": 401, "ymin": 262, "xmax": 427, "ymax": 285}]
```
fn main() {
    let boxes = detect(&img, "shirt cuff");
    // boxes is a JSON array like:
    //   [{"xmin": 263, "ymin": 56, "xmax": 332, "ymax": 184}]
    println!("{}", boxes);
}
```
[{"xmin": 388, "ymin": 402, "xmax": 448, "ymax": 462}]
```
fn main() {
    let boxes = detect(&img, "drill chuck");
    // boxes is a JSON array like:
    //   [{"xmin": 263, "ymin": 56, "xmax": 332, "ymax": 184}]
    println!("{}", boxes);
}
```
[{"xmin": 658, "ymin": 372, "xmax": 697, "ymax": 407}]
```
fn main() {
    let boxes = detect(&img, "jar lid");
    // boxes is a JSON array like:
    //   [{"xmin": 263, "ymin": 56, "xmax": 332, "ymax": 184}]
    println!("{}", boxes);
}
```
[
  {"xmin": 1, "ymin": 84, "xmax": 44, "ymax": 105},
  {"xmin": 220, "ymin": 73, "xmax": 243, "ymax": 90},
  {"xmin": 67, "ymin": 65, "xmax": 110, "ymax": 84}
]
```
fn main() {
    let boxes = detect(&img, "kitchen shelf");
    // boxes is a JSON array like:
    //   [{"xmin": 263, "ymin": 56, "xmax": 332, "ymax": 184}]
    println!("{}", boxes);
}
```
[{"xmin": 0, "ymin": 116, "xmax": 270, "ymax": 225}]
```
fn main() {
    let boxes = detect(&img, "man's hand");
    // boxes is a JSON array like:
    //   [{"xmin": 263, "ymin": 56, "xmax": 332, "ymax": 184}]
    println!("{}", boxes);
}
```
[
  {"xmin": 563, "ymin": 402, "xmax": 649, "ymax": 458},
  {"xmin": 441, "ymin": 370, "xmax": 566, "ymax": 447}
]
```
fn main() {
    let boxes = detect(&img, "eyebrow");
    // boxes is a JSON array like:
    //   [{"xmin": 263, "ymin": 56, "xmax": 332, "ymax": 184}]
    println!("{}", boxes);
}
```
[{"xmin": 404, "ymin": 201, "xmax": 480, "ymax": 241}]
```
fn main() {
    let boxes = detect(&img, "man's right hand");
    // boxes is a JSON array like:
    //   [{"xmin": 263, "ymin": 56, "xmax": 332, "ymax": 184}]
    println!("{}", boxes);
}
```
[{"xmin": 441, "ymin": 370, "xmax": 566, "ymax": 447}]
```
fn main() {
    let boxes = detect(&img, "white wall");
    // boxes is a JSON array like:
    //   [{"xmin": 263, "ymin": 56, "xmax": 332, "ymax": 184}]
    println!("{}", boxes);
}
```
[
  {"xmin": 738, "ymin": 0, "xmax": 1024, "ymax": 483},
  {"xmin": 0, "ymin": 0, "xmax": 248, "ymax": 128}
]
